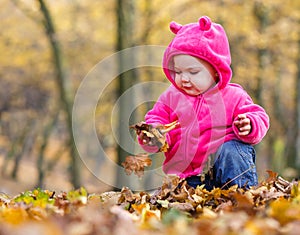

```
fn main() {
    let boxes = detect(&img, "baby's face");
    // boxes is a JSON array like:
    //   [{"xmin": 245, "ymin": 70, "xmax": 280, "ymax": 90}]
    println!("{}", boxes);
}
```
[{"xmin": 173, "ymin": 54, "xmax": 216, "ymax": 96}]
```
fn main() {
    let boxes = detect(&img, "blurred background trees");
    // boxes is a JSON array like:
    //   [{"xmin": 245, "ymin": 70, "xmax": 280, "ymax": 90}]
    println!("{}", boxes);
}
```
[{"xmin": 0, "ymin": 0, "xmax": 299, "ymax": 194}]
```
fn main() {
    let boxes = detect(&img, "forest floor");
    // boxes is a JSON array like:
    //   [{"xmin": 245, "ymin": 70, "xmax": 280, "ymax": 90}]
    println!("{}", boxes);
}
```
[
  {"xmin": 1, "ymin": 171, "xmax": 300, "ymax": 235},
  {"xmin": 2, "ymin": 148, "xmax": 300, "ymax": 235}
]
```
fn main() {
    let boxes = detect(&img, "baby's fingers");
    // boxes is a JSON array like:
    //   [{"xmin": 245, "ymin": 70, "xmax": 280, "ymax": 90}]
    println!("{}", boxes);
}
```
[
  {"xmin": 234, "ymin": 114, "xmax": 252, "ymax": 136},
  {"xmin": 239, "ymin": 118, "xmax": 250, "ymax": 127},
  {"xmin": 238, "ymin": 125, "xmax": 251, "ymax": 136},
  {"xmin": 234, "ymin": 114, "xmax": 249, "ymax": 126},
  {"xmin": 140, "ymin": 133, "xmax": 156, "ymax": 146}
]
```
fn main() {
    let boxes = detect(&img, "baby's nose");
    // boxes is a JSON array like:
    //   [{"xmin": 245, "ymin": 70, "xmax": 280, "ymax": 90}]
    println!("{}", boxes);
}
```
[{"xmin": 181, "ymin": 73, "xmax": 190, "ymax": 82}]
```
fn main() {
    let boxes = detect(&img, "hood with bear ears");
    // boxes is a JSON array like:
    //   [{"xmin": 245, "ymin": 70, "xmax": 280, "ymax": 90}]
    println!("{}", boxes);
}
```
[{"xmin": 163, "ymin": 16, "xmax": 232, "ymax": 92}]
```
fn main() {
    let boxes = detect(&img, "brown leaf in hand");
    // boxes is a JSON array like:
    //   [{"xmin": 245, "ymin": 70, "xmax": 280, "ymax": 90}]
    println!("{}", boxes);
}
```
[
  {"xmin": 130, "ymin": 120, "xmax": 179, "ymax": 152},
  {"xmin": 121, "ymin": 153, "xmax": 152, "ymax": 177}
]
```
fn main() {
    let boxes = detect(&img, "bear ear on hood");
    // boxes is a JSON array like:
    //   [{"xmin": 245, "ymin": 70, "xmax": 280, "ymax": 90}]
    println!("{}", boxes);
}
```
[
  {"xmin": 170, "ymin": 21, "xmax": 182, "ymax": 34},
  {"xmin": 198, "ymin": 16, "xmax": 212, "ymax": 31}
]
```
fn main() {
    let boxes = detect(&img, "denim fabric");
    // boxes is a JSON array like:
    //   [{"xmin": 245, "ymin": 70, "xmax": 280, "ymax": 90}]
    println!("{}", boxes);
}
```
[{"xmin": 186, "ymin": 140, "xmax": 258, "ymax": 190}]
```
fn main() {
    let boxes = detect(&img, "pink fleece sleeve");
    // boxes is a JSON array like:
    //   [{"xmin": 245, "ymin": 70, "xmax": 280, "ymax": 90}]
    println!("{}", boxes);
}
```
[{"xmin": 233, "ymin": 93, "xmax": 270, "ymax": 145}]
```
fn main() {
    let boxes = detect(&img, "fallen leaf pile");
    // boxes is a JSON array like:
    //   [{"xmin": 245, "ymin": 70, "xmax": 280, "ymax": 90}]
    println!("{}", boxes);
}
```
[{"xmin": 1, "ymin": 171, "xmax": 300, "ymax": 234}]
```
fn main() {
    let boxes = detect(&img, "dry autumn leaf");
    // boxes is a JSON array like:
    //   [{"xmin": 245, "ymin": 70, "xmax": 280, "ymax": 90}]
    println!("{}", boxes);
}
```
[
  {"xmin": 121, "ymin": 153, "xmax": 152, "ymax": 177},
  {"xmin": 266, "ymin": 170, "xmax": 279, "ymax": 183},
  {"xmin": 130, "ymin": 120, "xmax": 179, "ymax": 152}
]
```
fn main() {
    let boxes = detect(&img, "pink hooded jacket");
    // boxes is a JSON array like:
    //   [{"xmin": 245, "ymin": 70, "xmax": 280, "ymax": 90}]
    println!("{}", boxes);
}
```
[{"xmin": 142, "ymin": 16, "xmax": 269, "ymax": 178}]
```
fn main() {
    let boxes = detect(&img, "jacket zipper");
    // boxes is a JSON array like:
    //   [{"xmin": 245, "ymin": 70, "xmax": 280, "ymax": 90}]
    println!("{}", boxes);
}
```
[{"xmin": 184, "ymin": 95, "xmax": 203, "ymax": 172}]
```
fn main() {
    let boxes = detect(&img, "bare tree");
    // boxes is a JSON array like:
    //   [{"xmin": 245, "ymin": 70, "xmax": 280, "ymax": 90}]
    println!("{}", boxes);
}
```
[
  {"xmin": 253, "ymin": 1, "xmax": 270, "ymax": 105},
  {"xmin": 295, "ymin": 27, "xmax": 300, "ymax": 170},
  {"xmin": 115, "ymin": 0, "xmax": 138, "ymax": 189},
  {"xmin": 36, "ymin": 0, "xmax": 81, "ymax": 188},
  {"xmin": 36, "ymin": 111, "xmax": 59, "ymax": 188}
]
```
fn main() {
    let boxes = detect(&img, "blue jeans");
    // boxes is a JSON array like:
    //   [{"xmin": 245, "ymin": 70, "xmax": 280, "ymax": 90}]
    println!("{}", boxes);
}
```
[{"xmin": 186, "ymin": 140, "xmax": 258, "ymax": 190}]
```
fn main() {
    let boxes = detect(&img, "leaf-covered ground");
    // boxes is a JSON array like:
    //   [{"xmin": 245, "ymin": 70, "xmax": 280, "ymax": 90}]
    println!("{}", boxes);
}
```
[{"xmin": 1, "ymin": 171, "xmax": 300, "ymax": 235}]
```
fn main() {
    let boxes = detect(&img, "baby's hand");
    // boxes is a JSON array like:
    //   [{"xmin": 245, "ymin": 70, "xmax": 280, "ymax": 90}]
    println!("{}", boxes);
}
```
[
  {"xmin": 234, "ymin": 114, "xmax": 251, "ymax": 136},
  {"xmin": 139, "ymin": 132, "xmax": 156, "ymax": 146}
]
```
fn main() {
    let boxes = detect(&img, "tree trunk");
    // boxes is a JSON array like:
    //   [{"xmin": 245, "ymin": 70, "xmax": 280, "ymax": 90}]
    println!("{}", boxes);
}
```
[
  {"xmin": 10, "ymin": 120, "xmax": 35, "ymax": 180},
  {"xmin": 115, "ymin": 0, "xmax": 138, "ymax": 189},
  {"xmin": 36, "ymin": 112, "xmax": 59, "ymax": 188},
  {"xmin": 252, "ymin": 2, "xmax": 270, "ymax": 174},
  {"xmin": 253, "ymin": 1, "xmax": 269, "ymax": 106},
  {"xmin": 295, "ymin": 30, "xmax": 300, "ymax": 170},
  {"xmin": 37, "ymin": 0, "xmax": 81, "ymax": 188}
]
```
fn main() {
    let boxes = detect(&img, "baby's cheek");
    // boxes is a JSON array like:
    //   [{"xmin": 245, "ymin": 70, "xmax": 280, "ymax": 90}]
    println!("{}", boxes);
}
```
[{"xmin": 174, "ymin": 77, "xmax": 181, "ymax": 86}]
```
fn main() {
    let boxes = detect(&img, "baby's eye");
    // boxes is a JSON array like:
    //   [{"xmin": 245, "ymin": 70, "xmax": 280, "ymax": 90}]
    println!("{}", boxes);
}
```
[
  {"xmin": 174, "ymin": 70, "xmax": 182, "ymax": 74},
  {"xmin": 190, "ymin": 71, "xmax": 199, "ymax": 75}
]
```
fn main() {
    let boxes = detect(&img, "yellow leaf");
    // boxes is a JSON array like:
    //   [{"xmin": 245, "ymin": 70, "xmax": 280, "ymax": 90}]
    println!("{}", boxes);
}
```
[
  {"xmin": 1, "ymin": 207, "xmax": 28, "ymax": 225},
  {"xmin": 132, "ymin": 203, "xmax": 160, "ymax": 229},
  {"xmin": 268, "ymin": 198, "xmax": 300, "ymax": 225},
  {"xmin": 201, "ymin": 207, "xmax": 217, "ymax": 219}
]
